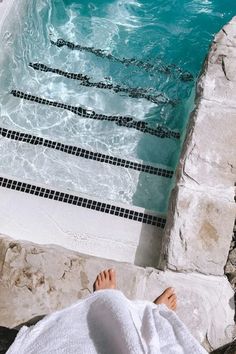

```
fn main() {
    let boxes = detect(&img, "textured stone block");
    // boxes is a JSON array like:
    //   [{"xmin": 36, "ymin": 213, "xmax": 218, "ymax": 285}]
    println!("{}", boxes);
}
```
[
  {"xmin": 162, "ymin": 186, "xmax": 235, "ymax": 275},
  {"xmin": 179, "ymin": 99, "xmax": 236, "ymax": 188},
  {"xmin": 214, "ymin": 20, "xmax": 236, "ymax": 48},
  {"xmin": 160, "ymin": 17, "xmax": 236, "ymax": 278},
  {"xmin": 199, "ymin": 43, "xmax": 236, "ymax": 107}
]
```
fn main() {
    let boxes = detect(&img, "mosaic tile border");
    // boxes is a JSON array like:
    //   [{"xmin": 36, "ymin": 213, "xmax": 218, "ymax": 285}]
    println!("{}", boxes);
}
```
[
  {"xmin": 0, "ymin": 127, "xmax": 173, "ymax": 178},
  {"xmin": 51, "ymin": 38, "xmax": 194, "ymax": 82},
  {"xmin": 29, "ymin": 62, "xmax": 176, "ymax": 106},
  {"xmin": 0, "ymin": 177, "xmax": 166, "ymax": 228},
  {"xmin": 11, "ymin": 90, "xmax": 180, "ymax": 140}
]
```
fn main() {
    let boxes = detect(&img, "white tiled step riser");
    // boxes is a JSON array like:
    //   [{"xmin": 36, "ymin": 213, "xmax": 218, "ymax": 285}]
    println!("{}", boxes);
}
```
[
  {"xmin": 0, "ymin": 186, "xmax": 164, "ymax": 267},
  {"xmin": 0, "ymin": 138, "xmax": 171, "ymax": 212}
]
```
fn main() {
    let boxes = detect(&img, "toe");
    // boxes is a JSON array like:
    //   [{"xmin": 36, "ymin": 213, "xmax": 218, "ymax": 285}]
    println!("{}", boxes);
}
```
[
  {"xmin": 171, "ymin": 301, "xmax": 177, "ymax": 310},
  {"xmin": 93, "ymin": 278, "xmax": 100, "ymax": 291},
  {"xmin": 170, "ymin": 297, "xmax": 177, "ymax": 310},
  {"xmin": 169, "ymin": 294, "xmax": 177, "ymax": 301},
  {"xmin": 109, "ymin": 268, "xmax": 116, "ymax": 281},
  {"xmin": 98, "ymin": 273, "xmax": 102, "ymax": 284},
  {"xmin": 100, "ymin": 271, "xmax": 105, "ymax": 281},
  {"xmin": 95, "ymin": 276, "xmax": 99, "ymax": 285},
  {"xmin": 163, "ymin": 287, "xmax": 175, "ymax": 298}
]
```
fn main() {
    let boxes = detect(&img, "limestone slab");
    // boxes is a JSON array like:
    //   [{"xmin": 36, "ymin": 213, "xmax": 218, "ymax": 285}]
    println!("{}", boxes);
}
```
[
  {"xmin": 178, "ymin": 99, "xmax": 236, "ymax": 188},
  {"xmin": 160, "ymin": 185, "xmax": 236, "ymax": 275},
  {"xmin": 199, "ymin": 43, "xmax": 236, "ymax": 107},
  {"xmin": 0, "ymin": 235, "xmax": 234, "ymax": 351},
  {"xmin": 160, "ymin": 16, "xmax": 236, "ymax": 277},
  {"xmin": 214, "ymin": 20, "xmax": 236, "ymax": 48}
]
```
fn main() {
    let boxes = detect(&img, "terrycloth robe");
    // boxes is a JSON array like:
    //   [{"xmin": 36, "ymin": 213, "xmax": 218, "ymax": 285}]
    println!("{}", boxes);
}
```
[{"xmin": 7, "ymin": 289, "xmax": 207, "ymax": 354}]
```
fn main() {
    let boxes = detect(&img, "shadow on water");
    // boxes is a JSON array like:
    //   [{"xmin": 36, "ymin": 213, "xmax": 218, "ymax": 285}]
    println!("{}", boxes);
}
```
[
  {"xmin": 132, "ymin": 90, "xmax": 196, "ymax": 268},
  {"xmin": 132, "ymin": 88, "xmax": 195, "ymax": 214}
]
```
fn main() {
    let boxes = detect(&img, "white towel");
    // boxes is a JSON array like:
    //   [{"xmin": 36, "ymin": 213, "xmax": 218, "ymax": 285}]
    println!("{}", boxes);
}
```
[{"xmin": 7, "ymin": 290, "xmax": 207, "ymax": 354}]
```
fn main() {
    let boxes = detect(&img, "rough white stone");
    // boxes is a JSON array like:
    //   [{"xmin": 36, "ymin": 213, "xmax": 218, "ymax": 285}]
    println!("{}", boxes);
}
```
[
  {"xmin": 0, "ymin": 235, "xmax": 234, "ymax": 351},
  {"xmin": 160, "ymin": 185, "xmax": 235, "ymax": 275},
  {"xmin": 179, "ymin": 99, "xmax": 236, "ymax": 188},
  {"xmin": 214, "ymin": 21, "xmax": 236, "ymax": 48},
  {"xmin": 199, "ymin": 43, "xmax": 236, "ymax": 107},
  {"xmin": 160, "ymin": 17, "xmax": 236, "ymax": 276}
]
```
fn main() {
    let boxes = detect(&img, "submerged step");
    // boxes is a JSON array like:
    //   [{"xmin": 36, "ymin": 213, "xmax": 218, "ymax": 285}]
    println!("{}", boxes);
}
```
[
  {"xmin": 1, "ymin": 101, "xmax": 180, "ymax": 168},
  {"xmin": 0, "ymin": 137, "xmax": 172, "ymax": 212},
  {"xmin": 29, "ymin": 62, "xmax": 176, "ymax": 106},
  {"xmin": 0, "ymin": 127, "xmax": 174, "ymax": 178},
  {"xmin": 50, "ymin": 38, "xmax": 194, "ymax": 82},
  {"xmin": 11, "ymin": 90, "xmax": 181, "ymax": 139}
]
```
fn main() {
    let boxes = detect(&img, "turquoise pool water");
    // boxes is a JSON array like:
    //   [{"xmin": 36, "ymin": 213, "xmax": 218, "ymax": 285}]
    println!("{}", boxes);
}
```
[{"xmin": 0, "ymin": 0, "xmax": 235, "ymax": 213}]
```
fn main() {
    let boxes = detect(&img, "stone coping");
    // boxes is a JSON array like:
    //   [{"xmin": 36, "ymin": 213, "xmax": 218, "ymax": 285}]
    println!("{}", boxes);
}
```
[
  {"xmin": 159, "ymin": 16, "xmax": 236, "ymax": 276},
  {"xmin": 0, "ymin": 235, "xmax": 235, "ymax": 351}
]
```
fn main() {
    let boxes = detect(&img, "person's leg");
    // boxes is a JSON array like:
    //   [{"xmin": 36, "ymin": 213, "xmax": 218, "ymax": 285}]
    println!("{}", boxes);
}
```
[{"xmin": 93, "ymin": 269, "xmax": 177, "ymax": 311}]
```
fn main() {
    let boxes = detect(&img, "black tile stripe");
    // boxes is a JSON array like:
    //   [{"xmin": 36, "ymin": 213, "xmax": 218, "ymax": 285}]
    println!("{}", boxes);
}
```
[
  {"xmin": 0, "ymin": 176, "xmax": 166, "ymax": 228},
  {"xmin": 50, "ymin": 38, "xmax": 194, "ymax": 82},
  {"xmin": 0, "ymin": 127, "xmax": 174, "ymax": 178},
  {"xmin": 11, "ymin": 90, "xmax": 180, "ymax": 140},
  {"xmin": 29, "ymin": 63, "xmax": 177, "ymax": 106}
]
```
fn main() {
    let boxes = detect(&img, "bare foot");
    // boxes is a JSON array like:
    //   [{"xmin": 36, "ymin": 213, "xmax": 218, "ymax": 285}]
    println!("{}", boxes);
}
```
[
  {"xmin": 93, "ymin": 269, "xmax": 116, "ymax": 291},
  {"xmin": 154, "ymin": 287, "xmax": 177, "ymax": 311}
]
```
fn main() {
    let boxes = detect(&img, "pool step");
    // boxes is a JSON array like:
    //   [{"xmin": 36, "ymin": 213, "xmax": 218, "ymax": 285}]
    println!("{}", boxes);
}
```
[
  {"xmin": 1, "ymin": 97, "xmax": 180, "ymax": 167},
  {"xmin": 50, "ymin": 38, "xmax": 194, "ymax": 82},
  {"xmin": 11, "ymin": 90, "xmax": 181, "ymax": 139},
  {"xmin": 0, "ymin": 127, "xmax": 174, "ymax": 178},
  {"xmin": 0, "ymin": 175, "xmax": 165, "ymax": 267},
  {"xmin": 29, "ymin": 62, "xmax": 175, "ymax": 106},
  {"xmin": 0, "ymin": 131, "xmax": 173, "ymax": 212}
]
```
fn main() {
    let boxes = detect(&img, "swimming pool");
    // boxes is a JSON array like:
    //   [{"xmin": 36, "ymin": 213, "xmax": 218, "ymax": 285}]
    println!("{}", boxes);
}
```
[{"xmin": 0, "ymin": 0, "xmax": 235, "ymax": 213}]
